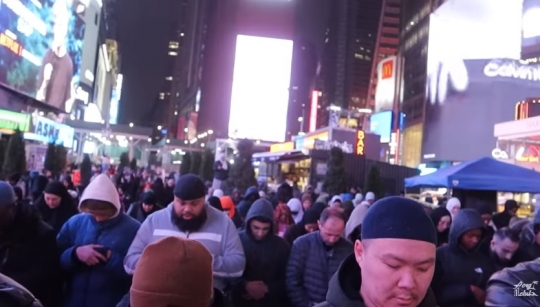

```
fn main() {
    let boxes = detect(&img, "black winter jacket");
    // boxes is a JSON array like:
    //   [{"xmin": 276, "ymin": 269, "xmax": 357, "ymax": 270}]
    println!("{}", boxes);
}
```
[
  {"xmin": 232, "ymin": 199, "xmax": 291, "ymax": 307},
  {"xmin": 431, "ymin": 209, "xmax": 496, "ymax": 307},
  {"xmin": 0, "ymin": 204, "xmax": 63, "ymax": 307},
  {"xmin": 314, "ymin": 254, "xmax": 437, "ymax": 307},
  {"xmin": 286, "ymin": 231, "xmax": 352, "ymax": 307},
  {"xmin": 485, "ymin": 258, "xmax": 540, "ymax": 306},
  {"xmin": 0, "ymin": 273, "xmax": 43, "ymax": 307}
]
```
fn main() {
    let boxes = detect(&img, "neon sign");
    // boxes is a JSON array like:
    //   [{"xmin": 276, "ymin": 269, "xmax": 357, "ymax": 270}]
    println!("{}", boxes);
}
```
[{"xmin": 356, "ymin": 131, "xmax": 365, "ymax": 155}]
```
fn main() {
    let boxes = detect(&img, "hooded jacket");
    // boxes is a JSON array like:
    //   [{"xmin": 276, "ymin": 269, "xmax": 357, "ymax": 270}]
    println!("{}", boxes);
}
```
[
  {"xmin": 233, "ymin": 199, "xmax": 291, "ymax": 307},
  {"xmin": 56, "ymin": 174, "xmax": 141, "ymax": 307},
  {"xmin": 429, "ymin": 207, "xmax": 451, "ymax": 247},
  {"xmin": 512, "ymin": 212, "xmax": 540, "ymax": 263},
  {"xmin": 220, "ymin": 196, "xmax": 242, "ymax": 228},
  {"xmin": 0, "ymin": 273, "xmax": 43, "ymax": 307},
  {"xmin": 35, "ymin": 181, "xmax": 78, "ymax": 235},
  {"xmin": 345, "ymin": 204, "xmax": 369, "ymax": 240},
  {"xmin": 431, "ymin": 209, "xmax": 496, "ymax": 307},
  {"xmin": 287, "ymin": 199, "xmax": 304, "ymax": 224},
  {"xmin": 485, "ymin": 258, "xmax": 540, "ymax": 307},
  {"xmin": 0, "ymin": 204, "xmax": 62, "ymax": 307},
  {"xmin": 314, "ymin": 254, "xmax": 437, "ymax": 307}
]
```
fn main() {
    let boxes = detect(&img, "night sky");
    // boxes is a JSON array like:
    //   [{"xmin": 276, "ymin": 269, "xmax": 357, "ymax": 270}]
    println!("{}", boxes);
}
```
[{"xmin": 115, "ymin": 0, "xmax": 176, "ymax": 126}]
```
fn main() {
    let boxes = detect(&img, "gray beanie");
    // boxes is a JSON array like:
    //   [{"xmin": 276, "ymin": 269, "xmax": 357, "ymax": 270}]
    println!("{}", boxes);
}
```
[{"xmin": 0, "ymin": 181, "xmax": 16, "ymax": 206}]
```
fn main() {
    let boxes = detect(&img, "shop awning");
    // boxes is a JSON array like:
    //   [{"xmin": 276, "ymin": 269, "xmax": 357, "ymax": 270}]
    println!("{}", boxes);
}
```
[{"xmin": 253, "ymin": 149, "xmax": 309, "ymax": 162}]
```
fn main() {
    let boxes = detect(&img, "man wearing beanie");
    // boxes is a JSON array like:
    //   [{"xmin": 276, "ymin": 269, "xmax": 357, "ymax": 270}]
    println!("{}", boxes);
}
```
[
  {"xmin": 125, "ymin": 174, "xmax": 245, "ymax": 292},
  {"xmin": 315, "ymin": 196, "xmax": 438, "ymax": 307},
  {"xmin": 129, "ymin": 237, "xmax": 214, "ymax": 307},
  {"xmin": 0, "ymin": 181, "xmax": 62, "ymax": 307},
  {"xmin": 431, "ymin": 209, "xmax": 496, "ymax": 307}
]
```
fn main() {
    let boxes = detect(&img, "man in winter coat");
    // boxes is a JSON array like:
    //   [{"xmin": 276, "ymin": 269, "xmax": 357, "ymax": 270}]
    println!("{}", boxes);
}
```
[
  {"xmin": 491, "ymin": 200, "xmax": 519, "ymax": 230},
  {"xmin": 287, "ymin": 208, "xmax": 352, "ymax": 307},
  {"xmin": 232, "ymin": 199, "xmax": 290, "ymax": 307},
  {"xmin": 315, "ymin": 197, "xmax": 438, "ymax": 307},
  {"xmin": 0, "ymin": 181, "xmax": 62, "ymax": 307},
  {"xmin": 485, "ymin": 257, "xmax": 540, "ymax": 306},
  {"xmin": 431, "ymin": 209, "xmax": 496, "ymax": 307},
  {"xmin": 57, "ymin": 174, "xmax": 141, "ymax": 307},
  {"xmin": 0, "ymin": 273, "xmax": 43, "ymax": 307},
  {"xmin": 124, "ymin": 174, "xmax": 245, "ymax": 291},
  {"xmin": 511, "ymin": 209, "xmax": 540, "ymax": 263}
]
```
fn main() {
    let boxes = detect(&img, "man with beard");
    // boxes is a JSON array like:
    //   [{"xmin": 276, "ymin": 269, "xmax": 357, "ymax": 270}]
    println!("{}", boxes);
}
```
[
  {"xmin": 124, "ymin": 174, "xmax": 245, "ymax": 291},
  {"xmin": 489, "ymin": 228, "xmax": 519, "ymax": 271}
]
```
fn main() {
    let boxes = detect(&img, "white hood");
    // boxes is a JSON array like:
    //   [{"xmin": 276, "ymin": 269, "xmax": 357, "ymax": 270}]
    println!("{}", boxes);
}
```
[
  {"xmin": 287, "ymin": 198, "xmax": 304, "ymax": 224},
  {"xmin": 79, "ymin": 174, "xmax": 121, "ymax": 217}
]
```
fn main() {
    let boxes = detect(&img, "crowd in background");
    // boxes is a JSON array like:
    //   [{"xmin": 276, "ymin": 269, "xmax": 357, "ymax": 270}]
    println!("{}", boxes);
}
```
[{"xmin": 0, "ymin": 164, "xmax": 539, "ymax": 307}]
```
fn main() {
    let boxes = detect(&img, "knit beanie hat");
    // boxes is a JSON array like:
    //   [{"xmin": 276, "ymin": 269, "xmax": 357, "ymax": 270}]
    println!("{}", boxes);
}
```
[
  {"xmin": 130, "ymin": 236, "xmax": 213, "ymax": 307},
  {"xmin": 362, "ymin": 196, "xmax": 437, "ymax": 245},
  {"xmin": 174, "ymin": 174, "xmax": 206, "ymax": 200}
]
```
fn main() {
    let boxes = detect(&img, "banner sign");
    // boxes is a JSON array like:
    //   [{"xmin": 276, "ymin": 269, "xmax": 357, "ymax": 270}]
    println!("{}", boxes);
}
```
[
  {"xmin": 27, "ymin": 116, "xmax": 75, "ymax": 148},
  {"xmin": 0, "ymin": 110, "xmax": 30, "ymax": 132}
]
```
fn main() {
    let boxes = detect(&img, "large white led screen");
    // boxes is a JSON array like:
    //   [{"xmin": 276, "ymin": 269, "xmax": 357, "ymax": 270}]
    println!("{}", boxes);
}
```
[{"xmin": 228, "ymin": 35, "xmax": 293, "ymax": 142}]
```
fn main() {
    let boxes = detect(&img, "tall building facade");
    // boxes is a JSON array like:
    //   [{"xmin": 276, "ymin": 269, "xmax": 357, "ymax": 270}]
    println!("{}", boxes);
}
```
[
  {"xmin": 399, "ymin": 0, "xmax": 438, "ymax": 167},
  {"xmin": 197, "ymin": 0, "xmax": 295, "ymax": 139},
  {"xmin": 165, "ymin": 0, "xmax": 214, "ymax": 140},
  {"xmin": 366, "ymin": 0, "xmax": 401, "ymax": 108}
]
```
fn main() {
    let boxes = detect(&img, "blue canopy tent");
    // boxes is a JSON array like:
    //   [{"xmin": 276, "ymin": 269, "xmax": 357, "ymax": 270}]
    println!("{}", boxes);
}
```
[{"xmin": 405, "ymin": 157, "xmax": 540, "ymax": 193}]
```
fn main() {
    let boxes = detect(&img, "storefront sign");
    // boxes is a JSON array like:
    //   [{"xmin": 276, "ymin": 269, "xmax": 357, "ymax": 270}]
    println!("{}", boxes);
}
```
[
  {"xmin": 356, "ymin": 130, "xmax": 365, "ymax": 155},
  {"xmin": 491, "ymin": 148, "xmax": 509, "ymax": 159},
  {"xmin": 515, "ymin": 145, "xmax": 540, "ymax": 163},
  {"xmin": 295, "ymin": 131, "xmax": 328, "ymax": 150},
  {"xmin": 270, "ymin": 142, "xmax": 294, "ymax": 153},
  {"xmin": 26, "ymin": 116, "xmax": 74, "ymax": 148},
  {"xmin": 0, "ymin": 110, "xmax": 30, "ymax": 132},
  {"xmin": 313, "ymin": 139, "xmax": 354, "ymax": 154}
]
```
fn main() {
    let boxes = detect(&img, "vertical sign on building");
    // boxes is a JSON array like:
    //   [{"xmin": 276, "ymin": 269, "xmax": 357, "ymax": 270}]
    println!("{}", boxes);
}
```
[
  {"xmin": 309, "ymin": 90, "xmax": 319, "ymax": 132},
  {"xmin": 356, "ymin": 130, "xmax": 365, "ymax": 155},
  {"xmin": 374, "ymin": 56, "xmax": 397, "ymax": 112}
]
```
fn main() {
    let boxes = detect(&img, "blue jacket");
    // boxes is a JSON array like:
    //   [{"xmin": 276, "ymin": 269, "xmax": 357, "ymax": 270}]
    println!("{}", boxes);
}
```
[
  {"xmin": 57, "ymin": 213, "xmax": 140, "ymax": 307},
  {"xmin": 286, "ymin": 231, "xmax": 352, "ymax": 307}
]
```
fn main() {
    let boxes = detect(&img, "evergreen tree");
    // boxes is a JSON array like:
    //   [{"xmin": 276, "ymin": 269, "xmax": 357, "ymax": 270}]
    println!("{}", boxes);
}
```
[
  {"xmin": 180, "ymin": 151, "xmax": 191, "ymax": 175},
  {"xmin": 130, "ymin": 157, "xmax": 138, "ymax": 171},
  {"xmin": 323, "ymin": 147, "xmax": 347, "ymax": 196},
  {"xmin": 44, "ymin": 143, "xmax": 56, "ymax": 175},
  {"xmin": 199, "ymin": 149, "xmax": 215, "ymax": 181},
  {"xmin": 189, "ymin": 151, "xmax": 202, "ymax": 175},
  {"xmin": 228, "ymin": 139, "xmax": 257, "ymax": 193},
  {"xmin": 119, "ymin": 152, "xmax": 130, "ymax": 174},
  {"xmin": 80, "ymin": 154, "xmax": 92, "ymax": 187},
  {"xmin": 55, "ymin": 145, "xmax": 68, "ymax": 177},
  {"xmin": 3, "ymin": 129, "xmax": 26, "ymax": 177},
  {"xmin": 365, "ymin": 165, "xmax": 385, "ymax": 199}
]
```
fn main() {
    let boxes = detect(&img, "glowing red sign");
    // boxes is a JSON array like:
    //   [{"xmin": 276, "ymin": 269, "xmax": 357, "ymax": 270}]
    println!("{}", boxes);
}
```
[
  {"xmin": 381, "ymin": 60, "xmax": 394, "ymax": 79},
  {"xmin": 309, "ymin": 90, "xmax": 319, "ymax": 132}
]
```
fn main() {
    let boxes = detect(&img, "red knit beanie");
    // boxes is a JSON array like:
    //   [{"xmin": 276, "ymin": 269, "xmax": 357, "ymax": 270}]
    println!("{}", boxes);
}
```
[{"xmin": 130, "ymin": 236, "xmax": 213, "ymax": 307}]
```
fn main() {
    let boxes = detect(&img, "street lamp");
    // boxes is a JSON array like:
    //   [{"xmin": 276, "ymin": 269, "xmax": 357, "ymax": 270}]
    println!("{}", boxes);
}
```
[
  {"xmin": 157, "ymin": 125, "xmax": 162, "ymax": 130},
  {"xmin": 129, "ymin": 122, "xmax": 134, "ymax": 127}
]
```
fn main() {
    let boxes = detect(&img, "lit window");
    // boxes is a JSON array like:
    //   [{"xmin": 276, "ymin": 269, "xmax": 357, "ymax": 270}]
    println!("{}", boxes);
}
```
[
  {"xmin": 165, "ymin": 76, "xmax": 173, "ymax": 81},
  {"xmin": 168, "ymin": 51, "xmax": 178, "ymax": 56},
  {"xmin": 169, "ymin": 41, "xmax": 179, "ymax": 49}
]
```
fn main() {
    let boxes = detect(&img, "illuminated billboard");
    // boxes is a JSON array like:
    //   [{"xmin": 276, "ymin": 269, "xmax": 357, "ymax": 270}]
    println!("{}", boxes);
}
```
[
  {"xmin": 374, "ymin": 56, "xmax": 397, "ymax": 112},
  {"xmin": 228, "ymin": 35, "xmax": 293, "ymax": 142},
  {"xmin": 0, "ymin": 0, "xmax": 86, "ymax": 113},
  {"xmin": 423, "ymin": 0, "xmax": 540, "ymax": 162}
]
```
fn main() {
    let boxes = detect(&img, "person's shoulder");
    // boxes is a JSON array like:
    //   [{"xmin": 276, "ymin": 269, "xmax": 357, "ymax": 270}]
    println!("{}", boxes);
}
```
[
  {"xmin": 119, "ymin": 213, "xmax": 141, "ymax": 229},
  {"xmin": 490, "ymin": 259, "xmax": 540, "ymax": 286},
  {"xmin": 293, "ymin": 231, "xmax": 315, "ymax": 246},
  {"xmin": 63, "ymin": 212, "xmax": 89, "ymax": 228},
  {"xmin": 313, "ymin": 302, "xmax": 332, "ymax": 307}
]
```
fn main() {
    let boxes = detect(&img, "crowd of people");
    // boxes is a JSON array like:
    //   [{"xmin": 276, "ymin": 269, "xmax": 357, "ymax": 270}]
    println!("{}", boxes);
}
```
[{"xmin": 0, "ymin": 168, "xmax": 539, "ymax": 307}]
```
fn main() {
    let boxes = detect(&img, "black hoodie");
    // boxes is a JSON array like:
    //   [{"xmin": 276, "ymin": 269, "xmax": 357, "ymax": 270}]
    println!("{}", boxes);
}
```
[
  {"xmin": 232, "ymin": 199, "xmax": 291, "ymax": 307},
  {"xmin": 314, "ymin": 254, "xmax": 437, "ymax": 307},
  {"xmin": 431, "ymin": 209, "xmax": 496, "ymax": 307}
]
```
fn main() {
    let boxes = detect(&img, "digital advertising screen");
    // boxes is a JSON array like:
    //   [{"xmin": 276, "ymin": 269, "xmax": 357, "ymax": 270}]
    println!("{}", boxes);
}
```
[
  {"xmin": 370, "ymin": 111, "xmax": 393, "ymax": 143},
  {"xmin": 0, "ymin": 0, "xmax": 86, "ymax": 113},
  {"xmin": 423, "ymin": 0, "xmax": 540, "ymax": 162},
  {"xmin": 523, "ymin": 0, "xmax": 540, "ymax": 48},
  {"xmin": 228, "ymin": 34, "xmax": 293, "ymax": 142}
]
